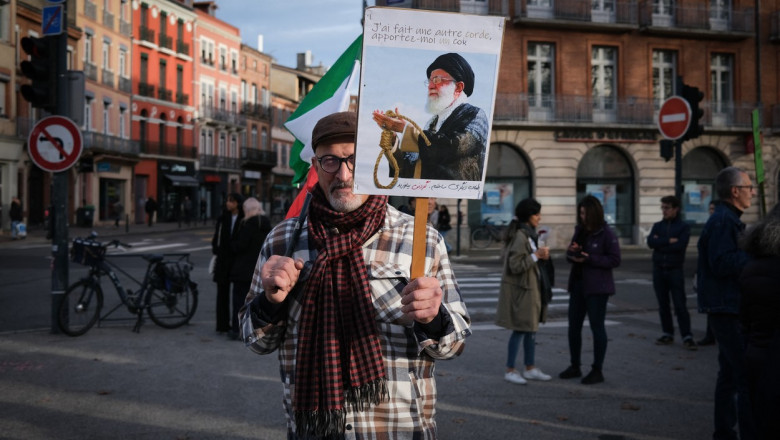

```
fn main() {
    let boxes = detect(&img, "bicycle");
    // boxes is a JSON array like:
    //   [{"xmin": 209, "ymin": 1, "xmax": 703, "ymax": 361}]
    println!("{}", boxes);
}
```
[
  {"xmin": 470, "ymin": 220, "xmax": 508, "ymax": 249},
  {"xmin": 57, "ymin": 233, "xmax": 198, "ymax": 336}
]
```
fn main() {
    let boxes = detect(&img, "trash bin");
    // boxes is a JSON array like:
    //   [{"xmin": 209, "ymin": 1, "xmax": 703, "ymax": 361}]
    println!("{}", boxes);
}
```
[{"xmin": 77, "ymin": 206, "xmax": 94, "ymax": 227}]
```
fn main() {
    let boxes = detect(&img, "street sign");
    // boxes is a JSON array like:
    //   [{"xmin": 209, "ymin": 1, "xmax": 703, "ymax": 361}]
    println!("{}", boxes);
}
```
[
  {"xmin": 42, "ymin": 5, "xmax": 64, "ymax": 36},
  {"xmin": 658, "ymin": 96, "xmax": 692, "ymax": 140},
  {"xmin": 28, "ymin": 115, "xmax": 83, "ymax": 172}
]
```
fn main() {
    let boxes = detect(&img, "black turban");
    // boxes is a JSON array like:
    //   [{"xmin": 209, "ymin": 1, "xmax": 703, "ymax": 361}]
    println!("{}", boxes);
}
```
[{"xmin": 426, "ymin": 53, "xmax": 475, "ymax": 96}]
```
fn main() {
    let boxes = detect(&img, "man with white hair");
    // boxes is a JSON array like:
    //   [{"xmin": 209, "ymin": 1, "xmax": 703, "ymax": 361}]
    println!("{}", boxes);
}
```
[{"xmin": 373, "ymin": 52, "xmax": 489, "ymax": 181}]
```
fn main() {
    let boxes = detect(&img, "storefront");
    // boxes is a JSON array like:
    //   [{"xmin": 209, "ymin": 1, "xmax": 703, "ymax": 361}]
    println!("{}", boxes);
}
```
[{"xmin": 158, "ymin": 161, "xmax": 198, "ymax": 222}]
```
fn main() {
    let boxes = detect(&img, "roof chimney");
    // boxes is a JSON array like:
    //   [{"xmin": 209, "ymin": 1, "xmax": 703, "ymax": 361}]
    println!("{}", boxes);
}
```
[
  {"xmin": 297, "ymin": 51, "xmax": 312, "ymax": 70},
  {"xmin": 257, "ymin": 34, "xmax": 263, "ymax": 52}
]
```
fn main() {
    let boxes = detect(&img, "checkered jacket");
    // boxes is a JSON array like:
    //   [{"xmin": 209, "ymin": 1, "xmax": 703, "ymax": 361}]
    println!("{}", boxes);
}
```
[{"xmin": 240, "ymin": 205, "xmax": 471, "ymax": 439}]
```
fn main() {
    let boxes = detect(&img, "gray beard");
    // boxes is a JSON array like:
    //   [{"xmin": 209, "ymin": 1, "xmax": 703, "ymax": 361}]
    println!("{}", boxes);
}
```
[
  {"xmin": 327, "ymin": 181, "xmax": 363, "ymax": 213},
  {"xmin": 425, "ymin": 82, "xmax": 457, "ymax": 114}
]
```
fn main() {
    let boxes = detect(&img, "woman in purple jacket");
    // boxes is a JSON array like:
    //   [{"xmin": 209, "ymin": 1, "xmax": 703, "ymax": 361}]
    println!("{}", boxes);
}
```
[{"xmin": 559, "ymin": 195, "xmax": 621, "ymax": 384}]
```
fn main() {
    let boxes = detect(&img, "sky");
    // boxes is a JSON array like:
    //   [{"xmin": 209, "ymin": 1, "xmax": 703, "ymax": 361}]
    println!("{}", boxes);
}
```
[{"xmin": 215, "ymin": 0, "xmax": 370, "ymax": 69}]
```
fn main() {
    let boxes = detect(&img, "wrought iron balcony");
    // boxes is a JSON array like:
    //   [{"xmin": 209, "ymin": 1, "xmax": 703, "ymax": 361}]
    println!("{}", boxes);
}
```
[
  {"xmin": 159, "ymin": 34, "xmax": 173, "ymax": 50},
  {"xmin": 84, "ymin": 62, "xmax": 98, "ymax": 81},
  {"xmin": 141, "ymin": 141, "xmax": 197, "ymax": 159},
  {"xmin": 177, "ymin": 40, "xmax": 190, "ymax": 56},
  {"xmin": 637, "ymin": 1, "xmax": 754, "ymax": 34},
  {"xmin": 200, "ymin": 105, "xmax": 246, "ymax": 127},
  {"xmin": 140, "ymin": 26, "xmax": 155, "ymax": 43},
  {"xmin": 101, "ymin": 69, "xmax": 114, "ymax": 87},
  {"xmin": 138, "ymin": 82, "xmax": 155, "ymax": 98},
  {"xmin": 241, "ymin": 103, "xmax": 271, "ymax": 121},
  {"xmin": 410, "ymin": 0, "xmax": 507, "ymax": 15},
  {"xmin": 158, "ymin": 87, "xmax": 172, "ymax": 102},
  {"xmin": 103, "ymin": 10, "xmax": 115, "ymax": 29},
  {"xmin": 118, "ymin": 76, "xmax": 132, "ymax": 93},
  {"xmin": 514, "ymin": 0, "xmax": 638, "ymax": 26},
  {"xmin": 199, "ymin": 154, "xmax": 242, "ymax": 170},
  {"xmin": 176, "ymin": 92, "xmax": 189, "ymax": 105},
  {"xmin": 120, "ymin": 19, "xmax": 132, "ymax": 36},
  {"xmin": 241, "ymin": 147, "xmax": 276, "ymax": 168},
  {"xmin": 83, "ymin": 131, "xmax": 140, "ymax": 156}
]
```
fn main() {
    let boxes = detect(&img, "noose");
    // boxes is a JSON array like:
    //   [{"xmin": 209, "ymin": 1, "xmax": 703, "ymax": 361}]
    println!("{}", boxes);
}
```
[{"xmin": 373, "ymin": 110, "xmax": 432, "ymax": 189}]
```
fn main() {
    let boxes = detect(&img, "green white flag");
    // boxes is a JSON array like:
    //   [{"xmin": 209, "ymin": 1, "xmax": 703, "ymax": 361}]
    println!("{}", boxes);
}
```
[{"xmin": 285, "ymin": 35, "xmax": 362, "ymax": 185}]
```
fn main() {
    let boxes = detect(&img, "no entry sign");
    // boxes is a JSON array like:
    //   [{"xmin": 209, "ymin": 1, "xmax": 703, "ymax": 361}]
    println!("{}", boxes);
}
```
[
  {"xmin": 28, "ymin": 115, "xmax": 83, "ymax": 172},
  {"xmin": 658, "ymin": 96, "xmax": 691, "ymax": 140}
]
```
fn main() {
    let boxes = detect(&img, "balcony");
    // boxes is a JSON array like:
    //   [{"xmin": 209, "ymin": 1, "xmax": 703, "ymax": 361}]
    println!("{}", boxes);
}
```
[
  {"xmin": 176, "ymin": 92, "xmax": 189, "ymax": 105},
  {"xmin": 177, "ymin": 40, "xmax": 190, "ymax": 56},
  {"xmin": 138, "ymin": 82, "xmax": 155, "ymax": 98},
  {"xmin": 159, "ymin": 34, "xmax": 173, "ymax": 50},
  {"xmin": 118, "ymin": 76, "xmax": 132, "ymax": 93},
  {"xmin": 101, "ymin": 69, "xmax": 114, "ymax": 87},
  {"xmin": 410, "ymin": 0, "xmax": 507, "ymax": 15},
  {"xmin": 200, "ymin": 105, "xmax": 246, "ymax": 127},
  {"xmin": 83, "ymin": 132, "xmax": 140, "ymax": 156},
  {"xmin": 637, "ymin": 1, "xmax": 753, "ymax": 39},
  {"xmin": 158, "ymin": 87, "xmax": 172, "ymax": 102},
  {"xmin": 84, "ymin": 0, "xmax": 97, "ymax": 20},
  {"xmin": 140, "ymin": 26, "xmax": 155, "ymax": 44},
  {"xmin": 241, "ymin": 103, "xmax": 271, "ymax": 121},
  {"xmin": 84, "ymin": 62, "xmax": 98, "ymax": 81},
  {"xmin": 241, "ymin": 147, "xmax": 276, "ymax": 169},
  {"xmin": 199, "ymin": 154, "xmax": 242, "ymax": 171},
  {"xmin": 120, "ymin": 19, "xmax": 132, "ymax": 36},
  {"xmin": 103, "ymin": 10, "xmax": 115, "ymax": 29},
  {"xmin": 493, "ymin": 93, "xmax": 756, "ymax": 130},
  {"xmin": 141, "ymin": 141, "xmax": 197, "ymax": 159},
  {"xmin": 513, "ymin": 0, "xmax": 637, "ymax": 30}
]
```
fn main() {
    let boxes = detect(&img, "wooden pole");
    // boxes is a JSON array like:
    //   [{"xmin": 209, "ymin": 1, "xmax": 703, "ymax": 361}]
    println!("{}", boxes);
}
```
[{"xmin": 411, "ymin": 197, "xmax": 429, "ymax": 279}]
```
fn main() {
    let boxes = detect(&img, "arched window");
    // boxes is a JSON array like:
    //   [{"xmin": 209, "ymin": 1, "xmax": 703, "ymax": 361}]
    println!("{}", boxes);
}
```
[
  {"xmin": 576, "ymin": 145, "xmax": 634, "ymax": 237},
  {"xmin": 681, "ymin": 147, "xmax": 727, "ymax": 226},
  {"xmin": 469, "ymin": 142, "xmax": 532, "ymax": 228}
]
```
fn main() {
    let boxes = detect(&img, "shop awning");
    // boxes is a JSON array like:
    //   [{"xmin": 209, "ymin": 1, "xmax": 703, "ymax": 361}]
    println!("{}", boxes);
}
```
[{"xmin": 165, "ymin": 174, "xmax": 199, "ymax": 187}]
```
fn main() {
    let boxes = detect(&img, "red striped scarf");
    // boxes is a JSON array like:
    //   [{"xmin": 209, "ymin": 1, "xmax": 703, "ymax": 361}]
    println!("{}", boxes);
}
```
[{"xmin": 293, "ymin": 186, "xmax": 389, "ymax": 437}]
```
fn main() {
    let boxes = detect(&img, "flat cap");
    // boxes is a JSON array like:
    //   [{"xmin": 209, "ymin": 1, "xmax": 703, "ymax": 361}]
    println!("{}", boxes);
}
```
[
  {"xmin": 426, "ymin": 53, "xmax": 475, "ymax": 97},
  {"xmin": 311, "ymin": 111, "xmax": 357, "ymax": 150}
]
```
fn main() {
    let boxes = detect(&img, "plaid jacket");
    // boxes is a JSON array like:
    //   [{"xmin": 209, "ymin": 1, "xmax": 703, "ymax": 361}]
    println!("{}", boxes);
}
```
[{"xmin": 240, "ymin": 205, "xmax": 471, "ymax": 439}]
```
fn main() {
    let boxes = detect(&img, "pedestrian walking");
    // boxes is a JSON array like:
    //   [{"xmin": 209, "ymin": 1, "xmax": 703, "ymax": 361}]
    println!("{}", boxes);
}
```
[
  {"xmin": 647, "ymin": 195, "xmax": 696, "ymax": 350},
  {"xmin": 10, "ymin": 196, "xmax": 24, "ymax": 239},
  {"xmin": 496, "ymin": 198, "xmax": 554, "ymax": 385},
  {"xmin": 212, "ymin": 193, "xmax": 244, "ymax": 338},
  {"xmin": 228, "ymin": 197, "xmax": 270, "ymax": 341},
  {"xmin": 113, "ymin": 200, "xmax": 123, "ymax": 228},
  {"xmin": 145, "ymin": 196, "xmax": 157, "ymax": 227},
  {"xmin": 559, "ymin": 195, "xmax": 621, "ymax": 385},
  {"xmin": 697, "ymin": 166, "xmax": 756, "ymax": 439},
  {"xmin": 239, "ymin": 111, "xmax": 471, "ymax": 438}
]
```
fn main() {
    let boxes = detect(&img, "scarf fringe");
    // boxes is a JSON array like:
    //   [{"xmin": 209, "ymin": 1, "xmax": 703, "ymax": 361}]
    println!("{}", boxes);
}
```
[{"xmin": 294, "ymin": 378, "xmax": 389, "ymax": 437}]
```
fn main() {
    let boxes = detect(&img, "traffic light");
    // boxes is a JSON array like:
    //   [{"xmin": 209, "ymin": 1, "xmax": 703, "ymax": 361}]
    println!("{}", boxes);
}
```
[
  {"xmin": 20, "ymin": 36, "xmax": 58, "ymax": 112},
  {"xmin": 681, "ymin": 84, "xmax": 704, "ymax": 141},
  {"xmin": 660, "ymin": 139, "xmax": 674, "ymax": 162}
]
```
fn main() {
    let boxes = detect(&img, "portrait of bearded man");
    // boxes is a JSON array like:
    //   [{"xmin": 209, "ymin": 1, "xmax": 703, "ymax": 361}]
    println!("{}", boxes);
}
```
[{"xmin": 373, "ymin": 52, "xmax": 489, "ymax": 182}]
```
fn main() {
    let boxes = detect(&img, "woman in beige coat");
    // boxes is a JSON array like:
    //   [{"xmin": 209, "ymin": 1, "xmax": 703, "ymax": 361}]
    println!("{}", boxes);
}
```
[{"xmin": 495, "ymin": 198, "xmax": 554, "ymax": 385}]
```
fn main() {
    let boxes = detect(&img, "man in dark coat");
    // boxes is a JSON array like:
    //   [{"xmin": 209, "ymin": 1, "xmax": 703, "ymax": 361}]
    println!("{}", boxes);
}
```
[
  {"xmin": 373, "ymin": 52, "xmax": 488, "ymax": 181},
  {"xmin": 212, "ymin": 193, "xmax": 244, "ymax": 337},
  {"xmin": 145, "ymin": 197, "xmax": 157, "ymax": 227}
]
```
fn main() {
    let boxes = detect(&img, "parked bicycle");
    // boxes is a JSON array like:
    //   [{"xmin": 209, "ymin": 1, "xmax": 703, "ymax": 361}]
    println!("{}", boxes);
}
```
[
  {"xmin": 57, "ymin": 233, "xmax": 198, "ymax": 336},
  {"xmin": 470, "ymin": 220, "xmax": 508, "ymax": 249}
]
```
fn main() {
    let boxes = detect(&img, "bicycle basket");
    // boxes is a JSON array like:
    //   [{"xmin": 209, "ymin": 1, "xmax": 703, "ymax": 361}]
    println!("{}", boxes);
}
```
[
  {"xmin": 153, "ymin": 261, "xmax": 190, "ymax": 293},
  {"xmin": 70, "ymin": 239, "xmax": 106, "ymax": 266}
]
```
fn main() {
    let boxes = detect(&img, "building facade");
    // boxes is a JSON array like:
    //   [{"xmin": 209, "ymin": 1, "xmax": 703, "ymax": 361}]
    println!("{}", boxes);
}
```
[
  {"xmin": 131, "ymin": 0, "xmax": 197, "ymax": 224},
  {"xmin": 377, "ymin": 0, "xmax": 779, "ymax": 247},
  {"xmin": 0, "ymin": 1, "xmax": 22, "ymax": 231}
]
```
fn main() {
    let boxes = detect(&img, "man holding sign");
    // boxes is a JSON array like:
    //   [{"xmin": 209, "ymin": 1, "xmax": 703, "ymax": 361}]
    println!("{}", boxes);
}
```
[{"xmin": 240, "ymin": 111, "xmax": 471, "ymax": 439}]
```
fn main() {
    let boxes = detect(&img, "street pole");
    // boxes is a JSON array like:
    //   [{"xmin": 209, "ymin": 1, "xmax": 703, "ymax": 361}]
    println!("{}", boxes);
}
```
[
  {"xmin": 674, "ymin": 139, "xmax": 682, "ymax": 202},
  {"xmin": 51, "ymin": 1, "xmax": 70, "ymax": 333}
]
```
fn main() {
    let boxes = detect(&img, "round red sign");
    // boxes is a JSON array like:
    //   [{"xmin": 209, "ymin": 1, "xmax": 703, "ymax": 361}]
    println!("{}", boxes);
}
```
[
  {"xmin": 28, "ymin": 115, "xmax": 83, "ymax": 172},
  {"xmin": 658, "ymin": 96, "xmax": 692, "ymax": 140}
]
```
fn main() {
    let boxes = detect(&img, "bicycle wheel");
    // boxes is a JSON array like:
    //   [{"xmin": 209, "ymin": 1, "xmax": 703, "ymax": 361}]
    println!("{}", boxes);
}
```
[
  {"xmin": 147, "ymin": 281, "xmax": 198, "ymax": 329},
  {"xmin": 471, "ymin": 227, "xmax": 492, "ymax": 249},
  {"xmin": 57, "ymin": 279, "xmax": 103, "ymax": 337}
]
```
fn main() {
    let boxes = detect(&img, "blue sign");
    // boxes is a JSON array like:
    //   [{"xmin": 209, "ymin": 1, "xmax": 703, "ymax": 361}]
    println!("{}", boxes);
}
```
[{"xmin": 42, "ymin": 5, "xmax": 63, "ymax": 36}]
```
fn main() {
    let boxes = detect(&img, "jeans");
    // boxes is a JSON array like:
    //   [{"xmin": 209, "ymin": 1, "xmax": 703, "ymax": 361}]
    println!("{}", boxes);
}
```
[
  {"xmin": 506, "ymin": 331, "xmax": 536, "ymax": 369},
  {"xmin": 709, "ymin": 313, "xmax": 756, "ymax": 440},
  {"xmin": 567, "ymin": 279, "xmax": 608, "ymax": 370},
  {"xmin": 11, "ymin": 220, "xmax": 19, "ymax": 238},
  {"xmin": 652, "ymin": 266, "xmax": 692, "ymax": 339}
]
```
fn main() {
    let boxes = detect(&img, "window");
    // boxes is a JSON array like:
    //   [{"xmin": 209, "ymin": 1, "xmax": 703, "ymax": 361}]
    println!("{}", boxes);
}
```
[
  {"xmin": 251, "ymin": 126, "xmax": 258, "ymax": 148},
  {"xmin": 591, "ymin": 46, "xmax": 617, "ymax": 111},
  {"xmin": 281, "ymin": 144, "xmax": 288, "ymax": 169},
  {"xmin": 219, "ymin": 133, "xmax": 226, "ymax": 156},
  {"xmin": 711, "ymin": 53, "xmax": 733, "ymax": 114},
  {"xmin": 84, "ymin": 34, "xmax": 93, "ymax": 62},
  {"xmin": 119, "ymin": 107, "xmax": 126, "ymax": 138},
  {"xmin": 207, "ymin": 130, "xmax": 213, "ymax": 155},
  {"xmin": 159, "ymin": 11, "xmax": 167, "ymax": 37},
  {"xmin": 103, "ymin": 102, "xmax": 110, "ymax": 134},
  {"xmin": 231, "ymin": 51, "xmax": 238, "ymax": 73},
  {"xmin": 261, "ymin": 128, "xmax": 268, "ymax": 150},
  {"xmin": 0, "ymin": 3, "xmax": 10, "ymax": 42},
  {"xmin": 251, "ymin": 83, "xmax": 257, "ymax": 104},
  {"xmin": 230, "ymin": 135, "xmax": 237, "ymax": 157},
  {"xmin": 159, "ymin": 114, "xmax": 166, "ymax": 145},
  {"xmin": 527, "ymin": 42, "xmax": 554, "ymax": 109},
  {"xmin": 200, "ymin": 129, "xmax": 206, "ymax": 153},
  {"xmin": 220, "ymin": 47, "xmax": 227, "ymax": 70},
  {"xmin": 176, "ymin": 65, "xmax": 183, "ymax": 97},
  {"xmin": 200, "ymin": 39, "xmax": 207, "ymax": 62},
  {"xmin": 261, "ymin": 87, "xmax": 270, "ymax": 107},
  {"xmin": 0, "ymin": 79, "xmax": 7, "ymax": 116},
  {"xmin": 241, "ymin": 80, "xmax": 246, "ymax": 104},
  {"xmin": 84, "ymin": 96, "xmax": 93, "ymax": 131},
  {"xmin": 140, "ymin": 53, "xmax": 148, "ymax": 84},
  {"xmin": 652, "ymin": 49, "xmax": 676, "ymax": 108},
  {"xmin": 159, "ymin": 60, "xmax": 167, "ymax": 91},
  {"xmin": 219, "ymin": 88, "xmax": 226, "ymax": 110},
  {"xmin": 102, "ymin": 41, "xmax": 110, "ymax": 69},
  {"xmin": 119, "ymin": 48, "xmax": 127, "ymax": 77},
  {"xmin": 177, "ymin": 19, "xmax": 184, "ymax": 42},
  {"xmin": 231, "ymin": 91, "xmax": 237, "ymax": 112}
]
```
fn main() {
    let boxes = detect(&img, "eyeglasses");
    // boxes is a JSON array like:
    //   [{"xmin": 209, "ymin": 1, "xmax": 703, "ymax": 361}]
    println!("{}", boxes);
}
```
[
  {"xmin": 424, "ymin": 76, "xmax": 455, "ymax": 86},
  {"xmin": 734, "ymin": 185, "xmax": 754, "ymax": 191},
  {"xmin": 315, "ymin": 154, "xmax": 355, "ymax": 174}
]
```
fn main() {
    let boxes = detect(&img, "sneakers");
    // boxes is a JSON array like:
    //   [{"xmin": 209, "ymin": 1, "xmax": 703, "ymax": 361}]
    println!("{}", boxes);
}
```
[
  {"xmin": 581, "ymin": 368, "xmax": 604, "ymax": 385},
  {"xmin": 523, "ymin": 368, "xmax": 552, "ymax": 381},
  {"xmin": 697, "ymin": 337, "xmax": 715, "ymax": 346},
  {"xmin": 558, "ymin": 365, "xmax": 582, "ymax": 379},
  {"xmin": 655, "ymin": 335, "xmax": 674, "ymax": 345},
  {"xmin": 504, "ymin": 370, "xmax": 527, "ymax": 385},
  {"xmin": 683, "ymin": 338, "xmax": 698, "ymax": 351}
]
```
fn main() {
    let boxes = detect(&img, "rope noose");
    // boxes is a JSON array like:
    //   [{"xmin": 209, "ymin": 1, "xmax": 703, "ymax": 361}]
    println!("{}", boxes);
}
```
[{"xmin": 373, "ymin": 110, "xmax": 432, "ymax": 189}]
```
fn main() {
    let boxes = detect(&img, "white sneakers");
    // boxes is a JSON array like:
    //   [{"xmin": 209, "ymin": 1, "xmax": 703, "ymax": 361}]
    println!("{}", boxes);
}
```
[
  {"xmin": 504, "ymin": 370, "xmax": 527, "ymax": 385},
  {"xmin": 523, "ymin": 367, "xmax": 552, "ymax": 381},
  {"xmin": 505, "ymin": 368, "xmax": 552, "ymax": 384}
]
